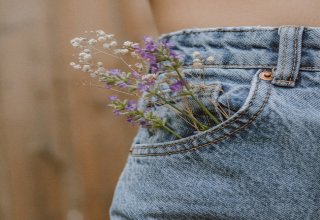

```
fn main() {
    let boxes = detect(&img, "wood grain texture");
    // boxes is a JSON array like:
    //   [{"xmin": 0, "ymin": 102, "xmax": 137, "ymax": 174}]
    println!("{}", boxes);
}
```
[{"xmin": 0, "ymin": 0, "xmax": 157, "ymax": 219}]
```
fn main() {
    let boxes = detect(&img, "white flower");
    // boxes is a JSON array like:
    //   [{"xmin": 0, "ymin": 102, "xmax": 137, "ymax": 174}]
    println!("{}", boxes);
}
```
[
  {"xmin": 79, "ymin": 52, "xmax": 92, "ymax": 62},
  {"xmin": 90, "ymin": 72, "xmax": 97, "ymax": 78},
  {"xmin": 69, "ymin": 62, "xmax": 76, "ymax": 66},
  {"xmin": 82, "ymin": 65, "xmax": 91, "ymax": 72},
  {"xmin": 97, "ymin": 62, "xmax": 103, "ymax": 67},
  {"xmin": 206, "ymin": 56, "xmax": 215, "ymax": 63},
  {"xmin": 73, "ymin": 64, "xmax": 82, "ymax": 70},
  {"xmin": 88, "ymin": 38, "xmax": 97, "ymax": 45},
  {"xmin": 193, "ymin": 62, "xmax": 203, "ymax": 68},
  {"xmin": 131, "ymin": 43, "xmax": 139, "ymax": 48},
  {"xmin": 114, "ymin": 48, "xmax": 129, "ymax": 55},
  {"xmin": 70, "ymin": 37, "xmax": 86, "ymax": 48},
  {"xmin": 192, "ymin": 58, "xmax": 203, "ymax": 68},
  {"xmin": 123, "ymin": 41, "xmax": 133, "ymax": 47},
  {"xmin": 106, "ymin": 34, "xmax": 115, "ymax": 40},
  {"xmin": 109, "ymin": 41, "xmax": 118, "ymax": 47},
  {"xmin": 98, "ymin": 36, "xmax": 107, "ymax": 42},
  {"xmin": 192, "ymin": 51, "xmax": 201, "ymax": 58},
  {"xmin": 192, "ymin": 58, "xmax": 201, "ymax": 63},
  {"xmin": 96, "ymin": 30, "xmax": 106, "ymax": 37}
]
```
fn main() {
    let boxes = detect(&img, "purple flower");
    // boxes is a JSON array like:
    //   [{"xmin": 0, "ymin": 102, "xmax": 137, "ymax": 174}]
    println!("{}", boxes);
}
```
[
  {"xmin": 169, "ymin": 80, "xmax": 183, "ymax": 92},
  {"xmin": 117, "ymin": 82, "xmax": 128, "ymax": 88},
  {"xmin": 131, "ymin": 71, "xmax": 141, "ymax": 79},
  {"xmin": 143, "ymin": 36, "xmax": 157, "ymax": 51},
  {"xmin": 112, "ymin": 109, "xmax": 120, "ymax": 116},
  {"xmin": 138, "ymin": 83, "xmax": 149, "ymax": 92},
  {"xmin": 109, "ymin": 69, "xmax": 121, "ymax": 75},
  {"xmin": 127, "ymin": 116, "xmax": 135, "ymax": 123},
  {"xmin": 108, "ymin": 95, "xmax": 118, "ymax": 101},
  {"xmin": 125, "ymin": 100, "xmax": 137, "ymax": 111},
  {"xmin": 139, "ymin": 118, "xmax": 150, "ymax": 128}
]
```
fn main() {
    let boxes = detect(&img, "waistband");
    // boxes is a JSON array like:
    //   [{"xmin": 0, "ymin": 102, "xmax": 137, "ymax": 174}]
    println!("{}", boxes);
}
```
[{"xmin": 158, "ymin": 26, "xmax": 320, "ymax": 72}]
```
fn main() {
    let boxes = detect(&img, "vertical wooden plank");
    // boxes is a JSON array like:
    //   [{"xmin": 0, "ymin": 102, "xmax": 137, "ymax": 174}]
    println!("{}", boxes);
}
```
[
  {"xmin": 0, "ymin": 0, "xmax": 68, "ymax": 219},
  {"xmin": 57, "ymin": 0, "xmax": 157, "ymax": 219}
]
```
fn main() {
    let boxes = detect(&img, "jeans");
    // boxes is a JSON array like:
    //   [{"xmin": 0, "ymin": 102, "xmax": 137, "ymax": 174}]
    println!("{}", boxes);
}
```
[{"xmin": 109, "ymin": 26, "xmax": 320, "ymax": 219}]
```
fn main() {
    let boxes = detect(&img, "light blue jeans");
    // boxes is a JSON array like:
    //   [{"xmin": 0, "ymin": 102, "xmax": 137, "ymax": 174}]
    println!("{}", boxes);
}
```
[{"xmin": 109, "ymin": 26, "xmax": 320, "ymax": 219}]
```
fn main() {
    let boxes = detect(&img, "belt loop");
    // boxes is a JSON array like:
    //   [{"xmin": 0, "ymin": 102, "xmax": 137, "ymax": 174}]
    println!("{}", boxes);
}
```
[{"xmin": 271, "ymin": 25, "xmax": 305, "ymax": 87}]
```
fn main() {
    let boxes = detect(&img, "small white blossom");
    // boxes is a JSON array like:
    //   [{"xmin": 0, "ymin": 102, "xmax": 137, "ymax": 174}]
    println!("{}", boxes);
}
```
[
  {"xmin": 88, "ymin": 39, "xmax": 97, "ymax": 45},
  {"xmin": 192, "ymin": 58, "xmax": 203, "ymax": 68},
  {"xmin": 79, "ymin": 52, "xmax": 92, "ymax": 62},
  {"xmin": 106, "ymin": 34, "xmax": 115, "ymax": 40},
  {"xmin": 192, "ymin": 51, "xmax": 201, "ymax": 59},
  {"xmin": 123, "ymin": 41, "xmax": 133, "ymax": 47},
  {"xmin": 193, "ymin": 62, "xmax": 203, "ymax": 68},
  {"xmin": 82, "ymin": 64, "xmax": 91, "ymax": 72},
  {"xmin": 97, "ymin": 62, "xmax": 103, "ymax": 67},
  {"xmin": 109, "ymin": 41, "xmax": 118, "ymax": 48},
  {"xmin": 69, "ymin": 62, "xmax": 76, "ymax": 66},
  {"xmin": 192, "ymin": 58, "xmax": 202, "ymax": 63},
  {"xmin": 73, "ymin": 64, "xmax": 82, "ymax": 70},
  {"xmin": 206, "ymin": 56, "xmax": 215, "ymax": 63},
  {"xmin": 98, "ymin": 36, "xmax": 107, "ymax": 42},
  {"xmin": 114, "ymin": 48, "xmax": 129, "ymax": 55},
  {"xmin": 90, "ymin": 72, "xmax": 97, "ymax": 78},
  {"xmin": 96, "ymin": 30, "xmax": 106, "ymax": 37},
  {"xmin": 70, "ymin": 37, "xmax": 86, "ymax": 48},
  {"xmin": 131, "ymin": 43, "xmax": 139, "ymax": 48}
]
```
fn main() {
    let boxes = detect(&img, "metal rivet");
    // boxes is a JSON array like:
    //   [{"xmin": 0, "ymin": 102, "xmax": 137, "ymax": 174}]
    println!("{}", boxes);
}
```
[{"xmin": 259, "ymin": 70, "xmax": 273, "ymax": 81}]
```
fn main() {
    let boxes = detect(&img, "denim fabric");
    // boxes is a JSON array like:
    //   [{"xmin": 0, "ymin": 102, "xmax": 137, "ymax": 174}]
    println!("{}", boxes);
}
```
[{"xmin": 109, "ymin": 26, "xmax": 320, "ymax": 219}]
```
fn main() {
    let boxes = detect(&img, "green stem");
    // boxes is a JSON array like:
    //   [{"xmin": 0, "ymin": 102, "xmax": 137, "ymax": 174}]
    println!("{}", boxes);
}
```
[
  {"xmin": 162, "ymin": 124, "xmax": 182, "ymax": 139},
  {"xmin": 154, "ymin": 93, "xmax": 209, "ymax": 130},
  {"xmin": 173, "ymin": 66, "xmax": 221, "ymax": 125}
]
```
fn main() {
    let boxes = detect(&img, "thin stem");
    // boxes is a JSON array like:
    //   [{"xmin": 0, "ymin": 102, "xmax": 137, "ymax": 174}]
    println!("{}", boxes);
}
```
[
  {"xmin": 162, "ymin": 124, "xmax": 182, "ymax": 139},
  {"xmin": 154, "ymin": 93, "xmax": 209, "ymax": 130},
  {"xmin": 173, "ymin": 66, "xmax": 221, "ymax": 125}
]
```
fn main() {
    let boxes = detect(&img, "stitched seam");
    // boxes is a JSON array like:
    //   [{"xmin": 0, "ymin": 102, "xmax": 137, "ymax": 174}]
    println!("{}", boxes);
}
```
[
  {"xmin": 275, "ymin": 80, "xmax": 295, "ymax": 83},
  {"xmin": 278, "ymin": 27, "xmax": 289, "ymax": 81},
  {"xmin": 288, "ymin": 27, "xmax": 299, "ymax": 82},
  {"xmin": 159, "ymin": 27, "xmax": 316, "ymax": 40},
  {"xmin": 180, "ymin": 64, "xmax": 320, "ymax": 70},
  {"xmin": 159, "ymin": 29, "xmax": 277, "ymax": 40},
  {"xmin": 132, "ymin": 72, "xmax": 263, "ymax": 150},
  {"xmin": 131, "ymin": 82, "xmax": 272, "ymax": 157}
]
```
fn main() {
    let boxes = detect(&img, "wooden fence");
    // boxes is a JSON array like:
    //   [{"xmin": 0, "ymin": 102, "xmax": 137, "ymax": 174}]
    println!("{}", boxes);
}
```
[{"xmin": 0, "ymin": 0, "xmax": 157, "ymax": 219}]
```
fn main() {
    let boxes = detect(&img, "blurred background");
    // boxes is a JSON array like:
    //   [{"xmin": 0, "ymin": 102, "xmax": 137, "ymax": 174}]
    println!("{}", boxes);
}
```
[{"xmin": 0, "ymin": 0, "xmax": 157, "ymax": 219}]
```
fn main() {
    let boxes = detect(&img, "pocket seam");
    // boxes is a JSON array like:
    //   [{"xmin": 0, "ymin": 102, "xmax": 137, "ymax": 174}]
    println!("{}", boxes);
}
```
[
  {"xmin": 133, "ymin": 70, "xmax": 263, "ymax": 149},
  {"xmin": 131, "ymin": 80, "xmax": 272, "ymax": 156}
]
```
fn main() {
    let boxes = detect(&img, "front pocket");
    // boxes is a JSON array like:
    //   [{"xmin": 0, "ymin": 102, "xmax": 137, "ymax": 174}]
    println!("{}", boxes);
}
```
[{"xmin": 130, "ymin": 68, "xmax": 273, "ymax": 157}]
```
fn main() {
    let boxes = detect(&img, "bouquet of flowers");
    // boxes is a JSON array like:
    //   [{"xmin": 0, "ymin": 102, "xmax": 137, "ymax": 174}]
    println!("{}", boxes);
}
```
[{"xmin": 70, "ymin": 30, "xmax": 228, "ymax": 140}]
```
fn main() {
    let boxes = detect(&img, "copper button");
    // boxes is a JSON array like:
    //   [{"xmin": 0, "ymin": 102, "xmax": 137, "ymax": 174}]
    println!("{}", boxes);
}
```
[{"xmin": 259, "ymin": 70, "xmax": 273, "ymax": 81}]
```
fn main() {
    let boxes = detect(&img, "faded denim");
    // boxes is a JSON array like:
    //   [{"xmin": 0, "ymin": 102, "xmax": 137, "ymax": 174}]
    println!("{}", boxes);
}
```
[{"xmin": 109, "ymin": 26, "xmax": 320, "ymax": 219}]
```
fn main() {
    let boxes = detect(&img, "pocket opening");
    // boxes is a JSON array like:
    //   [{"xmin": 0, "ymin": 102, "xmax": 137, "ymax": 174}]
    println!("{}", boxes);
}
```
[{"xmin": 130, "ymin": 68, "xmax": 272, "ymax": 157}]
